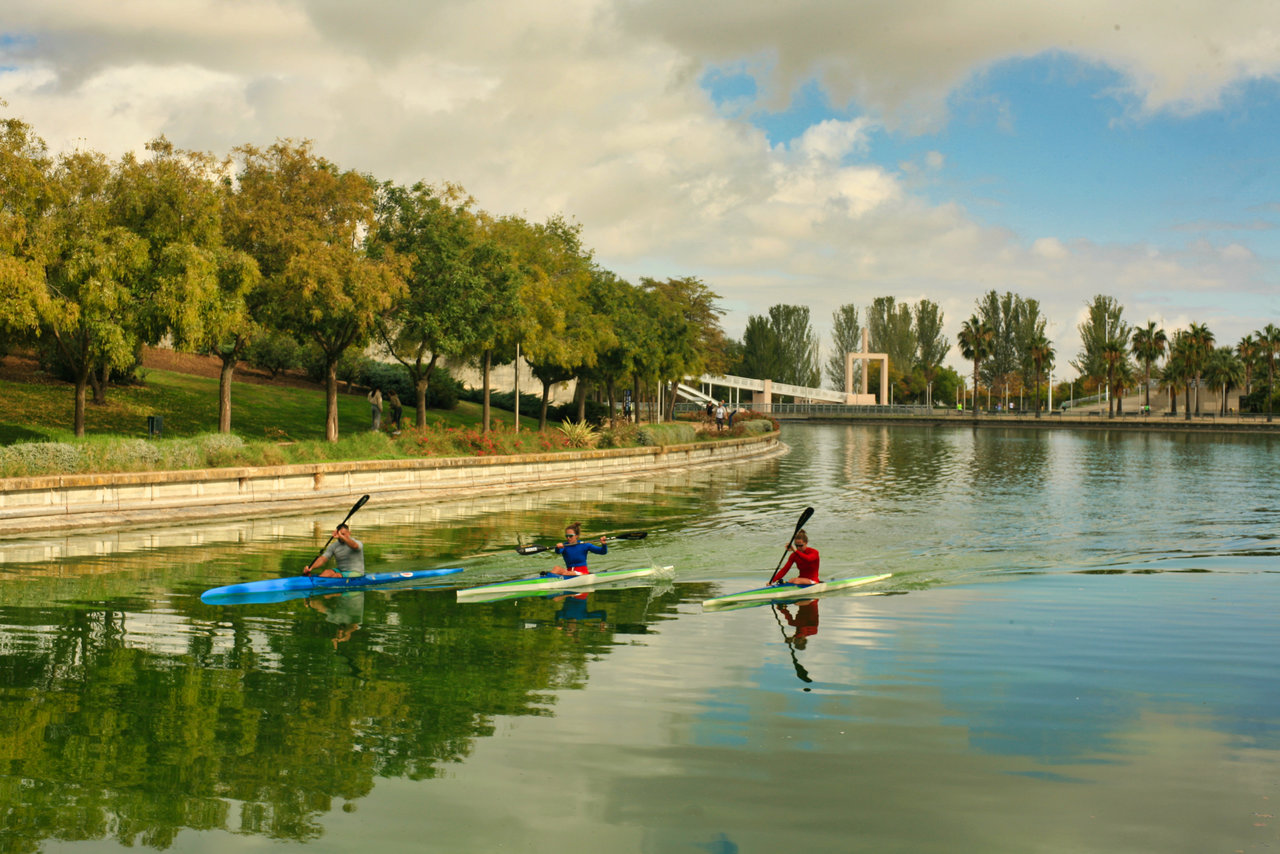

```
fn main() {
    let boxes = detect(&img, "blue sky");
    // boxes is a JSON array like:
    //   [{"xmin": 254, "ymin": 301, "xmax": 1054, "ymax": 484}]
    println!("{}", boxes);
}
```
[{"xmin": 710, "ymin": 53, "xmax": 1280, "ymax": 259}]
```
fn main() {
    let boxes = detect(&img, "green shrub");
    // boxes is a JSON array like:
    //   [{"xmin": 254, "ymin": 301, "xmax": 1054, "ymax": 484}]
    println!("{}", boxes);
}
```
[
  {"xmin": 245, "ymin": 332, "xmax": 304, "ymax": 378},
  {"xmin": 636, "ymin": 423, "xmax": 697, "ymax": 446}
]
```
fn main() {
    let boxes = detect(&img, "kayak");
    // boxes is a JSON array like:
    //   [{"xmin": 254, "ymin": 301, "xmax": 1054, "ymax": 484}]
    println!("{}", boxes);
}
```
[
  {"xmin": 201, "ymin": 567, "xmax": 464, "ymax": 604},
  {"xmin": 456, "ymin": 566, "xmax": 665, "ymax": 601},
  {"xmin": 702, "ymin": 573, "xmax": 892, "ymax": 609}
]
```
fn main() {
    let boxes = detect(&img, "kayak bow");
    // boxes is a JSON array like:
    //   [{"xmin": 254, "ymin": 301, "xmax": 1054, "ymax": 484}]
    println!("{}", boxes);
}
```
[{"xmin": 702, "ymin": 573, "xmax": 891, "ymax": 609}]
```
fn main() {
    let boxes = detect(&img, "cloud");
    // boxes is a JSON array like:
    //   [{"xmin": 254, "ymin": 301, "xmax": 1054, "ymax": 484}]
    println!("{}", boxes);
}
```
[{"xmin": 2, "ymin": 0, "xmax": 1278, "ymax": 374}]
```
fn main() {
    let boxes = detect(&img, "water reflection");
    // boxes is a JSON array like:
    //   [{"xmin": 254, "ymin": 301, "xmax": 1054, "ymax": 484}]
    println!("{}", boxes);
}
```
[
  {"xmin": 773, "ymin": 600, "xmax": 818, "ymax": 688},
  {"xmin": 306, "ymin": 590, "xmax": 365, "ymax": 649},
  {"xmin": 4, "ymin": 424, "xmax": 1280, "ymax": 852}
]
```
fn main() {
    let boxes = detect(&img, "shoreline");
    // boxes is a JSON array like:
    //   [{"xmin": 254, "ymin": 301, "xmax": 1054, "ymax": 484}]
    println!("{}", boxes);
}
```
[
  {"xmin": 0, "ymin": 430, "xmax": 784, "ymax": 537},
  {"xmin": 774, "ymin": 411, "xmax": 1280, "ymax": 436}
]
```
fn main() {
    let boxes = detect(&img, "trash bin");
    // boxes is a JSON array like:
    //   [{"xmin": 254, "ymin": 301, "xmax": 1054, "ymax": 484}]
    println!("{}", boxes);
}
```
[{"xmin": 147, "ymin": 415, "xmax": 163, "ymax": 437}]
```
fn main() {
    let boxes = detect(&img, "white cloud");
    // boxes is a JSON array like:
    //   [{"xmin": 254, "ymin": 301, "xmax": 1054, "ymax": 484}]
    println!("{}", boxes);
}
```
[{"xmin": 2, "ymin": 0, "xmax": 1277, "ymax": 375}]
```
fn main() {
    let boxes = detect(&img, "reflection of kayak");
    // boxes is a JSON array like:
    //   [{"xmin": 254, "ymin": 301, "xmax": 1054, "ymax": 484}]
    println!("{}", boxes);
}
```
[
  {"xmin": 456, "ymin": 567, "xmax": 666, "ymax": 601},
  {"xmin": 702, "ymin": 573, "xmax": 892, "ymax": 610},
  {"xmin": 201, "ymin": 568, "xmax": 464, "ymax": 604}
]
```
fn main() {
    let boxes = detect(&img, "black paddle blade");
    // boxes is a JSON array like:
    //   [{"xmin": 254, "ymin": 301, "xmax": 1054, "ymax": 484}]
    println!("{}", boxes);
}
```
[
  {"xmin": 613, "ymin": 531, "xmax": 648, "ymax": 540},
  {"xmin": 793, "ymin": 507, "xmax": 814, "ymax": 534},
  {"xmin": 771, "ymin": 507, "xmax": 816, "ymax": 581},
  {"xmin": 517, "ymin": 545, "xmax": 551, "ymax": 555}
]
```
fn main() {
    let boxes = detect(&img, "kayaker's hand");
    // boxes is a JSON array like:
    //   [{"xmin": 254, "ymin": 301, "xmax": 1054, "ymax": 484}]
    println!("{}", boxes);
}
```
[
  {"xmin": 599, "ymin": 536, "xmax": 607, "ymax": 544},
  {"xmin": 302, "ymin": 566, "xmax": 312, "ymax": 576}
]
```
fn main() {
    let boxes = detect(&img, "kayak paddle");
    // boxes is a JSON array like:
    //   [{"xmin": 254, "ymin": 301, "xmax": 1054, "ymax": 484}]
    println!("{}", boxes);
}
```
[
  {"xmin": 769, "ymin": 507, "xmax": 813, "ymax": 584},
  {"xmin": 516, "ymin": 530, "xmax": 647, "ymax": 555},
  {"xmin": 305, "ymin": 494, "xmax": 370, "ymax": 572}
]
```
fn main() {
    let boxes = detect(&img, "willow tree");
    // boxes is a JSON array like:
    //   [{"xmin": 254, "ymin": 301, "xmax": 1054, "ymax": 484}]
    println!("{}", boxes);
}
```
[{"xmin": 228, "ymin": 141, "xmax": 405, "ymax": 441}]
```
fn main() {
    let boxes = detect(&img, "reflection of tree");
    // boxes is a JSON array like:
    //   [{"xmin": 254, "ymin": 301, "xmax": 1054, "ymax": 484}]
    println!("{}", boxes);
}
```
[{"xmin": 0, "ymin": 586, "xmax": 684, "ymax": 851}]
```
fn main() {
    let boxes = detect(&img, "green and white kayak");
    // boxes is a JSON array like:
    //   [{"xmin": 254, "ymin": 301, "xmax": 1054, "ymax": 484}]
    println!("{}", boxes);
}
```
[
  {"xmin": 456, "ymin": 566, "xmax": 665, "ymax": 601},
  {"xmin": 702, "ymin": 572, "xmax": 892, "ymax": 609}
]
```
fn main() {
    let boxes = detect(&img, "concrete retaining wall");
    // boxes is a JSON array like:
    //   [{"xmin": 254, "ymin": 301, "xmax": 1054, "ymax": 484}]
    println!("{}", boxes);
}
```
[{"xmin": 0, "ymin": 432, "xmax": 782, "ymax": 535}]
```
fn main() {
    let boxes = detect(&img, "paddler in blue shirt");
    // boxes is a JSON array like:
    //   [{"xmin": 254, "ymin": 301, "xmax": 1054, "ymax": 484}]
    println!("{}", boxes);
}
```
[
  {"xmin": 551, "ymin": 522, "xmax": 607, "ymax": 576},
  {"xmin": 303, "ymin": 524, "xmax": 365, "ymax": 578}
]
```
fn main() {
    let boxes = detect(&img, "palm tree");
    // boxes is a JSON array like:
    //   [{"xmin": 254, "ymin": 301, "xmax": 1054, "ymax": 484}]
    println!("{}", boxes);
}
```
[
  {"xmin": 958, "ymin": 315, "xmax": 994, "ymax": 417},
  {"xmin": 1130, "ymin": 321, "xmax": 1167, "ymax": 412},
  {"xmin": 1204, "ymin": 346, "xmax": 1245, "ymax": 416},
  {"xmin": 1110, "ymin": 356, "xmax": 1135, "ymax": 417},
  {"xmin": 1165, "ymin": 331, "xmax": 1190, "ymax": 417},
  {"xmin": 1029, "ymin": 332, "xmax": 1055, "ymax": 418},
  {"xmin": 1258, "ymin": 324, "xmax": 1280, "ymax": 423},
  {"xmin": 1236, "ymin": 334, "xmax": 1258, "ymax": 397},
  {"xmin": 1185, "ymin": 322, "xmax": 1215, "ymax": 417},
  {"xmin": 1101, "ymin": 337, "xmax": 1129, "ymax": 418}
]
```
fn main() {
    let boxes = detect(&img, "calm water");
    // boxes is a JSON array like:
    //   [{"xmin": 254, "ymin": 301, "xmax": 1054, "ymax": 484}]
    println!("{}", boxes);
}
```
[{"xmin": 2, "ymin": 424, "xmax": 1279, "ymax": 853}]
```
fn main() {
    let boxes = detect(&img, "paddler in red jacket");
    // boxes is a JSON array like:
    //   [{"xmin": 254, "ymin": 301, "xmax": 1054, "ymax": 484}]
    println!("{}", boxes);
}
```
[{"xmin": 769, "ymin": 530, "xmax": 819, "ymax": 586}]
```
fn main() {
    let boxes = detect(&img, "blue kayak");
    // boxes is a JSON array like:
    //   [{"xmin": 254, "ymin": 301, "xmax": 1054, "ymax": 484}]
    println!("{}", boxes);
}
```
[{"xmin": 201, "ymin": 567, "xmax": 464, "ymax": 604}]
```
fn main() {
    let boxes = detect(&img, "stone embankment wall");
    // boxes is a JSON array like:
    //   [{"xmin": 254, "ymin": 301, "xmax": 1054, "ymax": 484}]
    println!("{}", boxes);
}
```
[{"xmin": 0, "ymin": 432, "xmax": 781, "ymax": 535}]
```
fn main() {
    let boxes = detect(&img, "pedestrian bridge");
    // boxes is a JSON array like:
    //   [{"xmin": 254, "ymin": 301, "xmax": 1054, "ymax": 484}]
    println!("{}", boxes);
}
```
[
  {"xmin": 678, "ymin": 331, "xmax": 889, "ymax": 408},
  {"xmin": 679, "ymin": 374, "xmax": 852, "ymax": 406}
]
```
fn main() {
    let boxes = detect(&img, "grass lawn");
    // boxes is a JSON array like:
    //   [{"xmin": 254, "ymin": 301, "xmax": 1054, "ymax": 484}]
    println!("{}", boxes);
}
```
[{"xmin": 0, "ymin": 368, "xmax": 540, "ymax": 445}]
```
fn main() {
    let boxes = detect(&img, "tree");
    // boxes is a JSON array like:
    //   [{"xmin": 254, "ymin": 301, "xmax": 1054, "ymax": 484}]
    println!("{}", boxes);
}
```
[
  {"xmin": 0, "ymin": 116, "xmax": 50, "ymax": 341},
  {"xmin": 867, "ymin": 296, "xmax": 916, "ymax": 382},
  {"xmin": 497, "ymin": 215, "xmax": 607, "ymax": 428},
  {"xmin": 640, "ymin": 276, "xmax": 726, "ymax": 420},
  {"xmin": 1256, "ymin": 324, "xmax": 1280, "ymax": 422},
  {"xmin": 1101, "ymin": 334, "xmax": 1130, "ymax": 418},
  {"xmin": 1184, "ymin": 322, "xmax": 1215, "ymax": 417},
  {"xmin": 914, "ymin": 299, "xmax": 949, "ymax": 409},
  {"xmin": 1028, "ymin": 332, "xmax": 1055, "ymax": 417},
  {"xmin": 1204, "ymin": 346, "xmax": 1244, "ymax": 416},
  {"xmin": 1072, "ymin": 294, "xmax": 1128, "ymax": 408},
  {"xmin": 373, "ymin": 182, "xmax": 503, "ymax": 427},
  {"xmin": 113, "ymin": 138, "xmax": 261, "ymax": 433},
  {"xmin": 766, "ymin": 304, "xmax": 821, "ymax": 388},
  {"xmin": 1166, "ymin": 331, "xmax": 1194, "ymax": 417},
  {"xmin": 587, "ymin": 270, "xmax": 651, "ymax": 424},
  {"xmin": 977, "ymin": 290, "xmax": 1044, "ymax": 407},
  {"xmin": 825, "ymin": 304, "xmax": 862, "ymax": 391},
  {"xmin": 738, "ymin": 314, "xmax": 784, "ymax": 382},
  {"xmin": 228, "ymin": 141, "xmax": 406, "ymax": 441},
  {"xmin": 1236, "ymin": 334, "xmax": 1258, "ymax": 398},
  {"xmin": 1130, "ymin": 321, "xmax": 1168, "ymax": 413},
  {"xmin": 34, "ymin": 150, "xmax": 150, "ymax": 435},
  {"xmin": 957, "ymin": 315, "xmax": 994, "ymax": 416}
]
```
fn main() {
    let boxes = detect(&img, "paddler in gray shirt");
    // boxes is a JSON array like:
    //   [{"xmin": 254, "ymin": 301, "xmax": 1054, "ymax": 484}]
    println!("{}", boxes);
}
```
[{"xmin": 303, "ymin": 523, "xmax": 365, "ymax": 578}]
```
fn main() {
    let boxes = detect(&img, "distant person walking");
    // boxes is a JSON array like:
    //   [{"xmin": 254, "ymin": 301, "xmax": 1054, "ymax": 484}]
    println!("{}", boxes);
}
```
[
  {"xmin": 367, "ymin": 388, "xmax": 383, "ymax": 432},
  {"xmin": 715, "ymin": 401, "xmax": 727, "ymax": 432}
]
